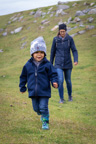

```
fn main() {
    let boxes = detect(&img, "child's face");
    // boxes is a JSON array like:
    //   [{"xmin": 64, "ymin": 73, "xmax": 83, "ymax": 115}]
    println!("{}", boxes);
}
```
[{"xmin": 33, "ymin": 51, "xmax": 45, "ymax": 62}]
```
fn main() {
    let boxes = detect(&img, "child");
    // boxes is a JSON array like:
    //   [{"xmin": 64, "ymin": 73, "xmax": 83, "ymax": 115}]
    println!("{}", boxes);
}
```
[{"xmin": 19, "ymin": 36, "xmax": 58, "ymax": 130}]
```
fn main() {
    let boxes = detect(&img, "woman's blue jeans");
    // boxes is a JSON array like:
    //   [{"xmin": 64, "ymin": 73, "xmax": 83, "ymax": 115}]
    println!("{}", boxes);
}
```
[
  {"xmin": 57, "ymin": 68, "xmax": 72, "ymax": 100},
  {"xmin": 31, "ymin": 96, "xmax": 49, "ymax": 116}
]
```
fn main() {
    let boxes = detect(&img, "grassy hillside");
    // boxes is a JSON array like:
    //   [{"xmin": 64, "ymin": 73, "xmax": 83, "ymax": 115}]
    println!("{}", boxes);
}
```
[{"xmin": 0, "ymin": 0, "xmax": 96, "ymax": 143}]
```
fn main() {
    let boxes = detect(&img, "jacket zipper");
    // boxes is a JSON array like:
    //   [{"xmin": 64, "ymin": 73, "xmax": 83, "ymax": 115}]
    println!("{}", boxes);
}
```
[{"xmin": 35, "ymin": 66, "xmax": 38, "ymax": 96}]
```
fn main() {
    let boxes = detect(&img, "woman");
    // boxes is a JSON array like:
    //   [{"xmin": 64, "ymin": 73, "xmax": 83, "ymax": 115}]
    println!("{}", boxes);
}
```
[{"xmin": 50, "ymin": 23, "xmax": 78, "ymax": 103}]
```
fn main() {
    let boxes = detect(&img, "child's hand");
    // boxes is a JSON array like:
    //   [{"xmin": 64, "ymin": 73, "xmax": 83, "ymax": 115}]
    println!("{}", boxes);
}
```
[{"xmin": 53, "ymin": 82, "xmax": 58, "ymax": 88}]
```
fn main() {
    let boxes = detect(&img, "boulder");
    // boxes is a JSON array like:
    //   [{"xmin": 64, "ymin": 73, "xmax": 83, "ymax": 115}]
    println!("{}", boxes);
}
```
[
  {"xmin": 88, "ymin": 8, "xmax": 96, "ymax": 14},
  {"xmin": 20, "ymin": 42, "xmax": 27, "ymax": 49},
  {"xmin": 78, "ymin": 30, "xmax": 86, "ymax": 34},
  {"xmin": 67, "ymin": 17, "xmax": 72, "ymax": 24},
  {"xmin": 42, "ymin": 12, "xmax": 46, "ymax": 16},
  {"xmin": 86, "ymin": 25, "xmax": 95, "ymax": 30},
  {"xmin": 10, "ymin": 31, "xmax": 14, "ymax": 34},
  {"xmin": 74, "ymin": 17, "xmax": 81, "ymax": 22},
  {"xmin": 18, "ymin": 16, "xmax": 24, "ymax": 21},
  {"xmin": 41, "ymin": 19, "xmax": 48, "ymax": 24},
  {"xmin": 51, "ymin": 25, "xmax": 58, "ymax": 31},
  {"xmin": 29, "ymin": 11, "xmax": 35, "ymax": 15},
  {"xmin": 14, "ymin": 27, "xmax": 23, "ymax": 33},
  {"xmin": 34, "ymin": 10, "xmax": 42, "ymax": 17},
  {"xmin": 50, "ymin": 14, "xmax": 53, "ymax": 17},
  {"xmin": 55, "ymin": 9, "xmax": 67, "ymax": 16},
  {"xmin": 0, "ymin": 28, "xmax": 4, "ymax": 33},
  {"xmin": 72, "ymin": 3, "xmax": 77, "ymax": 7},
  {"xmin": 70, "ymin": 33, "xmax": 78, "ymax": 37},
  {"xmin": 75, "ymin": 11, "xmax": 85, "ymax": 16},
  {"xmin": 33, "ymin": 20, "xmax": 37, "ymax": 23},
  {"xmin": 12, "ymin": 17, "xmax": 18, "ymax": 22},
  {"xmin": 2, "ymin": 32, "xmax": 7, "ymax": 36},
  {"xmin": 57, "ymin": 5, "xmax": 70, "ymax": 10},
  {"xmin": 87, "ymin": 17, "xmax": 94, "ymax": 23},
  {"xmin": 90, "ymin": 3, "xmax": 95, "ymax": 6},
  {"xmin": 0, "ymin": 49, "xmax": 3, "ymax": 53},
  {"xmin": 82, "ymin": 9, "xmax": 91, "ymax": 14},
  {"xmin": 48, "ymin": 7, "xmax": 53, "ymax": 11}
]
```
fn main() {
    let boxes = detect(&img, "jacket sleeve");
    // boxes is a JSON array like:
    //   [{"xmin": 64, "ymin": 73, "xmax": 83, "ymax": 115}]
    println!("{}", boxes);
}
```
[
  {"xmin": 50, "ymin": 37, "xmax": 56, "ymax": 64},
  {"xmin": 19, "ymin": 65, "xmax": 27, "ymax": 92},
  {"xmin": 48, "ymin": 63, "xmax": 58, "ymax": 87},
  {"xmin": 70, "ymin": 37, "xmax": 78, "ymax": 62}
]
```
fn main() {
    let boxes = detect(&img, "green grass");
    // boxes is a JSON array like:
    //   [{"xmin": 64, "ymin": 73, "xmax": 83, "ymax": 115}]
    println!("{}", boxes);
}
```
[{"xmin": 0, "ymin": 0, "xmax": 96, "ymax": 143}]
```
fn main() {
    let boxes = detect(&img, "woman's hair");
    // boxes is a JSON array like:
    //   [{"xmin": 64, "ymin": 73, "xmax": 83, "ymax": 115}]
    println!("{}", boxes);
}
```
[{"xmin": 57, "ymin": 31, "xmax": 60, "ymax": 37}]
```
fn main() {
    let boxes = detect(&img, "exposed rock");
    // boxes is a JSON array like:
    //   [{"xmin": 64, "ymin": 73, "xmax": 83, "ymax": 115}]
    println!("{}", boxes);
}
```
[
  {"xmin": 41, "ymin": 19, "xmax": 48, "ymax": 24},
  {"xmin": 50, "ymin": 14, "xmax": 53, "ymax": 17},
  {"xmin": 27, "ymin": 27, "xmax": 31, "ymax": 30},
  {"xmin": 58, "ymin": 1, "xmax": 68, "ymax": 5},
  {"xmin": 2, "ymin": 32, "xmax": 7, "ymax": 36},
  {"xmin": 42, "ymin": 15, "xmax": 45, "ymax": 18},
  {"xmin": 39, "ymin": 26, "xmax": 44, "ymax": 30},
  {"xmin": 14, "ymin": 27, "xmax": 23, "ymax": 33},
  {"xmin": 75, "ymin": 11, "xmax": 85, "ymax": 16},
  {"xmin": 42, "ymin": 12, "xmax": 46, "ymax": 16},
  {"xmin": 57, "ymin": 5, "xmax": 70, "ymax": 10},
  {"xmin": 33, "ymin": 20, "xmax": 37, "ymax": 23},
  {"xmin": 10, "ymin": 31, "xmax": 14, "ymax": 34},
  {"xmin": 92, "ymin": 34, "xmax": 96, "ymax": 37},
  {"xmin": 61, "ymin": 11, "xmax": 67, "ymax": 16},
  {"xmin": 73, "ymin": 17, "xmax": 81, "ymax": 23},
  {"xmin": 67, "ymin": 17, "xmax": 72, "ymax": 24},
  {"xmin": 55, "ymin": 9, "xmax": 67, "ymax": 16},
  {"xmin": 48, "ymin": 7, "xmax": 53, "ymax": 11},
  {"xmin": 20, "ymin": 42, "xmax": 27, "ymax": 49},
  {"xmin": 47, "ymin": 11, "xmax": 51, "ymax": 15},
  {"xmin": 21, "ymin": 37, "xmax": 27, "ymax": 41},
  {"xmin": 67, "ymin": 26, "xmax": 78, "ymax": 32},
  {"xmin": 0, "ymin": 28, "xmax": 4, "ymax": 32},
  {"xmin": 12, "ymin": 17, "xmax": 18, "ymax": 22},
  {"xmin": 70, "ymin": 33, "xmax": 78, "ymax": 37},
  {"xmin": 72, "ymin": 3, "xmax": 77, "ymax": 7},
  {"xmin": 90, "ymin": 3, "xmax": 95, "ymax": 6},
  {"xmin": 58, "ymin": 20, "xmax": 63, "ymax": 25},
  {"xmin": 87, "ymin": 17, "xmax": 94, "ymax": 23},
  {"xmin": 34, "ymin": 10, "xmax": 42, "ymax": 17},
  {"xmin": 79, "ymin": 24, "xmax": 85, "ymax": 27},
  {"xmin": 88, "ymin": 8, "xmax": 96, "ymax": 14},
  {"xmin": 77, "ymin": 30, "xmax": 86, "ymax": 34},
  {"xmin": 82, "ymin": 9, "xmax": 91, "ymax": 14},
  {"xmin": 51, "ymin": 25, "xmax": 58, "ymax": 31},
  {"xmin": 0, "ymin": 49, "xmax": 3, "ymax": 52},
  {"xmin": 83, "ymin": 2, "xmax": 90, "ymax": 6},
  {"xmin": 18, "ymin": 16, "xmax": 24, "ymax": 21},
  {"xmin": 8, "ymin": 21, "xmax": 11, "ymax": 24},
  {"xmin": 43, "ymin": 21, "xmax": 50, "ymax": 25},
  {"xmin": 29, "ymin": 11, "xmax": 35, "ymax": 15},
  {"xmin": 86, "ymin": 25, "xmax": 95, "ymax": 30}
]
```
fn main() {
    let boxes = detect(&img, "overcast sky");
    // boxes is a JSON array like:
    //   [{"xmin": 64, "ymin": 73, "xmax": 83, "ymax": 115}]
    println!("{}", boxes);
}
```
[{"xmin": 0, "ymin": 0, "xmax": 78, "ymax": 16}]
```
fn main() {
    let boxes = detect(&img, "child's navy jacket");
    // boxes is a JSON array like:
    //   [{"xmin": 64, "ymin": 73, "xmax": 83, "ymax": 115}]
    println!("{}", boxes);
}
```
[{"xmin": 19, "ymin": 57, "xmax": 58, "ymax": 98}]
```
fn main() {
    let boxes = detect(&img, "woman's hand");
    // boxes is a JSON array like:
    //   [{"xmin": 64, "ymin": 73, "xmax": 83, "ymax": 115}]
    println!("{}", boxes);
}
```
[
  {"xmin": 53, "ymin": 82, "xmax": 58, "ymax": 88},
  {"xmin": 74, "ymin": 62, "xmax": 78, "ymax": 65}
]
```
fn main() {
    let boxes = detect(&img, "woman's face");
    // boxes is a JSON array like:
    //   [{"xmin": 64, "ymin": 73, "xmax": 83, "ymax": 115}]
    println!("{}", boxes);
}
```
[{"xmin": 59, "ymin": 29, "xmax": 66, "ymax": 38}]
